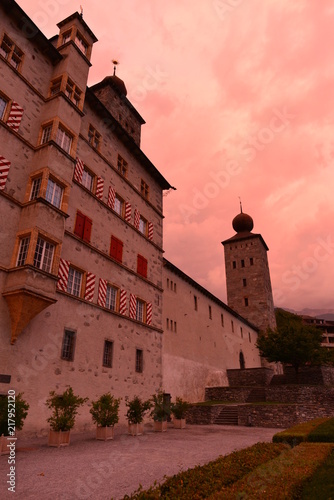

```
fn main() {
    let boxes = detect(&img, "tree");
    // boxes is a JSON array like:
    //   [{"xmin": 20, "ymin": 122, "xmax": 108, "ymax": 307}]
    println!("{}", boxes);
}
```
[{"xmin": 256, "ymin": 308, "xmax": 331, "ymax": 374}]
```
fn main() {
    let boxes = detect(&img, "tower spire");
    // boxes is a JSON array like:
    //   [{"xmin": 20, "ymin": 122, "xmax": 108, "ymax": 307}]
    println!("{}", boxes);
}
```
[
  {"xmin": 112, "ymin": 59, "xmax": 119, "ymax": 76},
  {"xmin": 239, "ymin": 196, "xmax": 243, "ymax": 213}
]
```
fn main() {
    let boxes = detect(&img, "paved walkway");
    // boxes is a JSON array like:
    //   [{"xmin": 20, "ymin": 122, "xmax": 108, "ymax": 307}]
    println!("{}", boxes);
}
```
[{"xmin": 0, "ymin": 424, "xmax": 279, "ymax": 500}]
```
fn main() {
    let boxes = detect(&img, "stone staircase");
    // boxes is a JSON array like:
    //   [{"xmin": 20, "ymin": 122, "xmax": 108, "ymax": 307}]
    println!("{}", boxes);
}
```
[
  {"xmin": 214, "ymin": 406, "xmax": 238, "ymax": 425},
  {"xmin": 246, "ymin": 387, "xmax": 266, "ymax": 402}
]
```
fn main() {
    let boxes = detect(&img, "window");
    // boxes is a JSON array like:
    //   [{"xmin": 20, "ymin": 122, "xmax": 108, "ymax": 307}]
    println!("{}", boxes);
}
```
[
  {"xmin": 135, "ymin": 349, "xmax": 143, "ymax": 373},
  {"xmin": 105, "ymin": 285, "xmax": 119, "ymax": 312},
  {"xmin": 249, "ymin": 332, "xmax": 251, "ymax": 343},
  {"xmin": 244, "ymin": 297, "xmax": 249, "ymax": 307},
  {"xmin": 194, "ymin": 295, "xmax": 198, "ymax": 311},
  {"xmin": 110, "ymin": 236, "xmax": 123, "ymax": 263},
  {"xmin": 114, "ymin": 194, "xmax": 124, "ymax": 217},
  {"xmin": 209, "ymin": 305, "xmax": 212, "ymax": 320},
  {"xmin": 74, "ymin": 211, "xmax": 92, "ymax": 243},
  {"xmin": 41, "ymin": 124, "xmax": 52, "ymax": 144},
  {"xmin": 117, "ymin": 155, "xmax": 127, "ymax": 177},
  {"xmin": 241, "ymin": 259, "xmax": 245, "ymax": 268},
  {"xmin": 30, "ymin": 177, "xmax": 42, "ymax": 200},
  {"xmin": 45, "ymin": 178, "xmax": 63, "ymax": 209},
  {"xmin": 140, "ymin": 179, "xmax": 149, "ymax": 199},
  {"xmin": 61, "ymin": 329, "xmax": 76, "ymax": 361},
  {"xmin": 139, "ymin": 215, "xmax": 147, "ymax": 236},
  {"xmin": 50, "ymin": 77, "xmax": 62, "ymax": 96},
  {"xmin": 65, "ymin": 78, "xmax": 82, "ymax": 107},
  {"xmin": 137, "ymin": 254, "xmax": 148, "ymax": 278},
  {"xmin": 67, "ymin": 267, "xmax": 83, "ymax": 297},
  {"xmin": 88, "ymin": 125, "xmax": 101, "ymax": 149},
  {"xmin": 17, "ymin": 237, "xmax": 30, "ymax": 266},
  {"xmin": 103, "ymin": 340, "xmax": 113, "ymax": 368},
  {"xmin": 167, "ymin": 278, "xmax": 169, "ymax": 288},
  {"xmin": 81, "ymin": 168, "xmax": 94, "ymax": 191},
  {"xmin": 232, "ymin": 261, "xmax": 236, "ymax": 269},
  {"xmin": 56, "ymin": 125, "xmax": 72, "ymax": 154},
  {"xmin": 243, "ymin": 278, "xmax": 247, "ymax": 287},
  {"xmin": 75, "ymin": 32, "xmax": 88, "ymax": 55},
  {"xmin": 0, "ymin": 34, "xmax": 23, "ymax": 70},
  {"xmin": 240, "ymin": 327, "xmax": 243, "ymax": 338},
  {"xmin": 231, "ymin": 320, "xmax": 234, "ymax": 333},
  {"xmin": 136, "ymin": 298, "xmax": 146, "ymax": 322},
  {"xmin": 166, "ymin": 318, "xmax": 169, "ymax": 330},
  {"xmin": 33, "ymin": 237, "xmax": 54, "ymax": 273},
  {"xmin": 221, "ymin": 313, "xmax": 224, "ymax": 327},
  {"xmin": 0, "ymin": 96, "xmax": 8, "ymax": 120},
  {"xmin": 62, "ymin": 30, "xmax": 72, "ymax": 45},
  {"xmin": 250, "ymin": 257, "xmax": 254, "ymax": 266}
]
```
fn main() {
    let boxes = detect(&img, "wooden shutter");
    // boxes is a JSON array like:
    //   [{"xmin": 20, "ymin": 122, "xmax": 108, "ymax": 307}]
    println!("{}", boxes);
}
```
[
  {"xmin": 108, "ymin": 186, "xmax": 115, "ymax": 209},
  {"xmin": 74, "ymin": 211, "xmax": 85, "ymax": 238},
  {"xmin": 110, "ymin": 236, "xmax": 123, "ymax": 263},
  {"xmin": 125, "ymin": 202, "xmax": 131, "ymax": 222},
  {"xmin": 0, "ymin": 155, "xmax": 11, "ymax": 191},
  {"xmin": 57, "ymin": 258, "xmax": 70, "ymax": 292},
  {"xmin": 137, "ymin": 254, "xmax": 147, "ymax": 278},
  {"xmin": 7, "ymin": 101, "xmax": 24, "ymax": 132},
  {"xmin": 129, "ymin": 293, "xmax": 136, "ymax": 319},
  {"xmin": 96, "ymin": 176, "xmax": 104, "ymax": 200},
  {"xmin": 148, "ymin": 222, "xmax": 153, "ymax": 241},
  {"xmin": 98, "ymin": 278, "xmax": 107, "ymax": 307},
  {"xmin": 119, "ymin": 289, "xmax": 127, "ymax": 315},
  {"xmin": 146, "ymin": 302, "xmax": 152, "ymax": 325},
  {"xmin": 83, "ymin": 216, "xmax": 92, "ymax": 243},
  {"xmin": 74, "ymin": 157, "xmax": 84, "ymax": 183},
  {"xmin": 84, "ymin": 272, "xmax": 95, "ymax": 302}
]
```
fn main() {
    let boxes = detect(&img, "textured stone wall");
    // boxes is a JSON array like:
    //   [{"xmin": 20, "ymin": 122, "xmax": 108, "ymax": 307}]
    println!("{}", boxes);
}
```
[
  {"xmin": 185, "ymin": 405, "xmax": 222, "ymax": 425},
  {"xmin": 205, "ymin": 387, "xmax": 251, "ymax": 402},
  {"xmin": 226, "ymin": 367, "xmax": 274, "ymax": 386}
]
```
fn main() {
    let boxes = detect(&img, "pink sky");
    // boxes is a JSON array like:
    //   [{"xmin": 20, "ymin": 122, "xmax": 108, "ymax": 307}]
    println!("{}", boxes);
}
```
[{"xmin": 19, "ymin": 0, "xmax": 334, "ymax": 312}]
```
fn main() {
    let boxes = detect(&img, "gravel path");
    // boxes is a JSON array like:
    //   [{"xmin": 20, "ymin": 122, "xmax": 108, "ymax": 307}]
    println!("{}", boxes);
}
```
[{"xmin": 0, "ymin": 424, "xmax": 279, "ymax": 500}]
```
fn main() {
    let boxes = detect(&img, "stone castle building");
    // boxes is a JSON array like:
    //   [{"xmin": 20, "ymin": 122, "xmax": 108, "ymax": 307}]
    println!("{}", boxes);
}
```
[{"xmin": 0, "ymin": 1, "xmax": 274, "ymax": 435}]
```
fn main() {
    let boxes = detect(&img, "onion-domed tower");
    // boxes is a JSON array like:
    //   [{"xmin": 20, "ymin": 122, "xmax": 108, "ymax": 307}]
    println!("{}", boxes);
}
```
[{"xmin": 222, "ymin": 205, "xmax": 276, "ymax": 333}]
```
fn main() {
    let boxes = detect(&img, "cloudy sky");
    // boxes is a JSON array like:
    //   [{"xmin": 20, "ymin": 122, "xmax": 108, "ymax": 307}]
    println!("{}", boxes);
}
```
[{"xmin": 20, "ymin": 0, "xmax": 334, "ymax": 312}]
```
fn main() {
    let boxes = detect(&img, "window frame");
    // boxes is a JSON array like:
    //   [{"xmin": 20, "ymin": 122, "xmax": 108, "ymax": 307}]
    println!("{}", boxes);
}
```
[
  {"xmin": 56, "ymin": 124, "xmax": 73, "ymax": 154},
  {"xmin": 67, "ymin": 266, "xmax": 84, "ymax": 297},
  {"xmin": 0, "ymin": 94, "xmax": 9, "ymax": 121},
  {"xmin": 88, "ymin": 124, "xmax": 101, "ymax": 150},
  {"xmin": 0, "ymin": 34, "xmax": 24, "ymax": 71},
  {"xmin": 140, "ymin": 179, "xmax": 149, "ymax": 200},
  {"xmin": 136, "ymin": 298, "xmax": 146, "ymax": 323},
  {"xmin": 114, "ymin": 193, "xmax": 125, "ymax": 218},
  {"xmin": 117, "ymin": 154, "xmax": 128, "ymax": 177},
  {"xmin": 33, "ymin": 236, "xmax": 55, "ymax": 273},
  {"xmin": 102, "ymin": 340, "xmax": 114, "ymax": 368},
  {"xmin": 30, "ymin": 176, "xmax": 42, "ymax": 201},
  {"xmin": 135, "ymin": 349, "xmax": 143, "ymax": 373},
  {"xmin": 105, "ymin": 284, "xmax": 119, "ymax": 312},
  {"xmin": 16, "ymin": 236, "xmax": 30, "ymax": 267},
  {"xmin": 138, "ymin": 215, "xmax": 148, "ymax": 236},
  {"xmin": 61, "ymin": 329, "xmax": 76, "ymax": 361}
]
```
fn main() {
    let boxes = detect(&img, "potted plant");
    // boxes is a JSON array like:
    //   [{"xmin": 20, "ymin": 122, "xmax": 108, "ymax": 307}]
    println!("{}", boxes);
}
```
[
  {"xmin": 0, "ymin": 392, "xmax": 29, "ymax": 455},
  {"xmin": 90, "ymin": 393, "xmax": 121, "ymax": 441},
  {"xmin": 125, "ymin": 395, "xmax": 152, "ymax": 436},
  {"xmin": 45, "ymin": 387, "xmax": 87, "ymax": 447},
  {"xmin": 150, "ymin": 391, "xmax": 171, "ymax": 432},
  {"xmin": 171, "ymin": 397, "xmax": 190, "ymax": 429}
]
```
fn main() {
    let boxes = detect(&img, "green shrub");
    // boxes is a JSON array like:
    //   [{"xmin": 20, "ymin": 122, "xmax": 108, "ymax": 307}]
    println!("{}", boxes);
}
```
[
  {"xmin": 210, "ymin": 443, "xmax": 334, "ymax": 499},
  {"xmin": 307, "ymin": 418, "xmax": 334, "ymax": 443},
  {"xmin": 123, "ymin": 442, "xmax": 289, "ymax": 499},
  {"xmin": 300, "ymin": 448, "xmax": 334, "ymax": 498},
  {"xmin": 273, "ymin": 418, "xmax": 330, "ymax": 447},
  {"xmin": 0, "ymin": 393, "xmax": 29, "ymax": 436},
  {"xmin": 90, "ymin": 393, "xmax": 121, "ymax": 427},
  {"xmin": 46, "ymin": 387, "xmax": 88, "ymax": 431}
]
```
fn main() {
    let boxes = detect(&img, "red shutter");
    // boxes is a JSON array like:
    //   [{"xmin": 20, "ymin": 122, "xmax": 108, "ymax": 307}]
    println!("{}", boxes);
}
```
[
  {"xmin": 98, "ymin": 278, "xmax": 108, "ymax": 307},
  {"xmin": 129, "ymin": 293, "xmax": 136, "ymax": 319},
  {"xmin": 110, "ymin": 236, "xmax": 123, "ymax": 263},
  {"xmin": 74, "ymin": 157, "xmax": 84, "ymax": 183},
  {"xmin": 116, "ymin": 239, "xmax": 123, "ymax": 263},
  {"xmin": 125, "ymin": 202, "xmax": 131, "ymax": 222},
  {"xmin": 148, "ymin": 222, "xmax": 153, "ymax": 241},
  {"xmin": 119, "ymin": 289, "xmax": 127, "ymax": 315},
  {"xmin": 74, "ymin": 211, "xmax": 85, "ymax": 238},
  {"xmin": 57, "ymin": 258, "xmax": 70, "ymax": 292},
  {"xmin": 96, "ymin": 176, "xmax": 104, "ymax": 200},
  {"xmin": 137, "ymin": 255, "xmax": 147, "ymax": 278},
  {"xmin": 7, "ymin": 101, "xmax": 24, "ymax": 132},
  {"xmin": 0, "ymin": 156, "xmax": 11, "ymax": 191},
  {"xmin": 84, "ymin": 272, "xmax": 95, "ymax": 302},
  {"xmin": 146, "ymin": 302, "xmax": 152, "ymax": 325},
  {"xmin": 83, "ymin": 216, "xmax": 92, "ymax": 243}
]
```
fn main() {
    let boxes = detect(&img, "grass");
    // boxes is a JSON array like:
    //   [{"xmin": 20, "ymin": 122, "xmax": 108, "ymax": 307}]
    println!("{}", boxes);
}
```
[
  {"xmin": 307, "ymin": 418, "xmax": 334, "ymax": 443},
  {"xmin": 300, "ymin": 449, "xmax": 334, "ymax": 499}
]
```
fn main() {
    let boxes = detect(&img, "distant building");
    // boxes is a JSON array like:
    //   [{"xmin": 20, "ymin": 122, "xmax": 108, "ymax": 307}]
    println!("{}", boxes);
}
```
[{"xmin": 301, "ymin": 316, "xmax": 334, "ymax": 349}]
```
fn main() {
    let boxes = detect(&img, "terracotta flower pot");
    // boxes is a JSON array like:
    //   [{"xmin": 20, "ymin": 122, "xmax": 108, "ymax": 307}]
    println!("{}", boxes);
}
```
[
  {"xmin": 0, "ymin": 434, "xmax": 10, "ymax": 455},
  {"xmin": 48, "ymin": 429, "xmax": 71, "ymax": 447},
  {"xmin": 128, "ymin": 423, "xmax": 144, "ymax": 436},
  {"xmin": 154, "ymin": 420, "xmax": 167, "ymax": 432},
  {"xmin": 173, "ymin": 418, "xmax": 186, "ymax": 429}
]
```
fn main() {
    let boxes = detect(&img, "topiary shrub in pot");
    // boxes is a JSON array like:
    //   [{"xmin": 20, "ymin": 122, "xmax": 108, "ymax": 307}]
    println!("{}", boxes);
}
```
[
  {"xmin": 46, "ymin": 387, "xmax": 88, "ymax": 447},
  {"xmin": 0, "ymin": 392, "xmax": 29, "ymax": 455},
  {"xmin": 171, "ymin": 397, "xmax": 190, "ymax": 429},
  {"xmin": 150, "ymin": 391, "xmax": 171, "ymax": 432},
  {"xmin": 90, "ymin": 393, "xmax": 121, "ymax": 441},
  {"xmin": 125, "ymin": 395, "xmax": 152, "ymax": 436}
]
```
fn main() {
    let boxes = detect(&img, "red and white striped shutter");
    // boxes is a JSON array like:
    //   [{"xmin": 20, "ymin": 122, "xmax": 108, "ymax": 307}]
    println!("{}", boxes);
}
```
[
  {"xmin": 7, "ymin": 101, "xmax": 24, "ymax": 132},
  {"xmin": 108, "ymin": 186, "xmax": 115, "ymax": 210},
  {"xmin": 129, "ymin": 293, "xmax": 137, "ymax": 319},
  {"xmin": 0, "ymin": 156, "xmax": 11, "ymax": 191},
  {"xmin": 146, "ymin": 302, "xmax": 152, "ymax": 325},
  {"xmin": 125, "ymin": 202, "xmax": 131, "ymax": 222},
  {"xmin": 57, "ymin": 258, "xmax": 70, "ymax": 292},
  {"xmin": 148, "ymin": 222, "xmax": 153, "ymax": 241},
  {"xmin": 119, "ymin": 289, "xmax": 127, "ymax": 315},
  {"xmin": 98, "ymin": 279, "xmax": 107, "ymax": 307},
  {"xmin": 134, "ymin": 209, "xmax": 140, "ymax": 229},
  {"xmin": 96, "ymin": 176, "xmax": 104, "ymax": 200},
  {"xmin": 74, "ymin": 157, "xmax": 84, "ymax": 183},
  {"xmin": 84, "ymin": 272, "xmax": 96, "ymax": 302}
]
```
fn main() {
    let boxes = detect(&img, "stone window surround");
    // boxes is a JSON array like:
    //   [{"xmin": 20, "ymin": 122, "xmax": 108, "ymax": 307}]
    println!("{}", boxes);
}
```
[{"xmin": 25, "ymin": 167, "xmax": 70, "ymax": 213}]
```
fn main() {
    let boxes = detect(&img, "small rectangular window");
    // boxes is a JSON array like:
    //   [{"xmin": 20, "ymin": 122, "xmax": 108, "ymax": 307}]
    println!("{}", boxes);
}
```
[
  {"xmin": 194, "ymin": 295, "xmax": 198, "ymax": 311},
  {"xmin": 41, "ymin": 124, "xmax": 53, "ymax": 144},
  {"xmin": 88, "ymin": 125, "xmax": 100, "ymax": 150},
  {"xmin": 0, "ymin": 96, "xmax": 8, "ymax": 120},
  {"xmin": 62, "ymin": 30, "xmax": 72, "ymax": 45},
  {"xmin": 221, "ymin": 313, "xmax": 224, "ymax": 327},
  {"xmin": 0, "ymin": 34, "xmax": 23, "ymax": 70},
  {"xmin": 110, "ymin": 236, "xmax": 123, "ymax": 263},
  {"xmin": 240, "ymin": 327, "xmax": 243, "ymax": 338},
  {"xmin": 114, "ymin": 194, "xmax": 124, "ymax": 217},
  {"xmin": 30, "ymin": 177, "xmax": 42, "ymax": 201},
  {"xmin": 243, "ymin": 278, "xmax": 247, "ymax": 287},
  {"xmin": 136, "ymin": 298, "xmax": 146, "ymax": 323},
  {"xmin": 139, "ymin": 215, "xmax": 148, "ymax": 236},
  {"xmin": 75, "ymin": 32, "xmax": 88, "ymax": 55},
  {"xmin": 61, "ymin": 329, "xmax": 76, "ymax": 361},
  {"xmin": 231, "ymin": 320, "xmax": 234, "ymax": 333},
  {"xmin": 81, "ymin": 168, "xmax": 94, "ymax": 192},
  {"xmin": 117, "ymin": 155, "xmax": 127, "ymax": 177},
  {"xmin": 167, "ymin": 278, "xmax": 169, "ymax": 288},
  {"xmin": 103, "ymin": 340, "xmax": 113, "ymax": 368},
  {"xmin": 56, "ymin": 125, "xmax": 72, "ymax": 154},
  {"xmin": 135, "ymin": 349, "xmax": 143, "ymax": 373},
  {"xmin": 244, "ymin": 297, "xmax": 249, "ymax": 307},
  {"xmin": 232, "ymin": 261, "xmax": 236, "ymax": 269},
  {"xmin": 67, "ymin": 267, "xmax": 83, "ymax": 297},
  {"xmin": 33, "ymin": 237, "xmax": 54, "ymax": 273},
  {"xmin": 166, "ymin": 318, "xmax": 169, "ymax": 330},
  {"xmin": 249, "ymin": 332, "xmax": 251, "ymax": 343},
  {"xmin": 106, "ymin": 285, "xmax": 119, "ymax": 312},
  {"xmin": 209, "ymin": 305, "xmax": 212, "ymax": 320},
  {"xmin": 140, "ymin": 179, "xmax": 149, "ymax": 200},
  {"xmin": 17, "ymin": 237, "xmax": 30, "ymax": 266},
  {"xmin": 174, "ymin": 321, "xmax": 177, "ymax": 333},
  {"xmin": 250, "ymin": 257, "xmax": 254, "ymax": 266},
  {"xmin": 45, "ymin": 178, "xmax": 64, "ymax": 209},
  {"xmin": 241, "ymin": 259, "xmax": 245, "ymax": 268}
]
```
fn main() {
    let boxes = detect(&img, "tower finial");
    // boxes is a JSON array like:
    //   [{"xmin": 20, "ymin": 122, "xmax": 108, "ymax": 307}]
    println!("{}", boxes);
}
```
[
  {"xmin": 80, "ymin": 5, "xmax": 83, "ymax": 17},
  {"xmin": 112, "ymin": 59, "xmax": 119, "ymax": 76},
  {"xmin": 239, "ymin": 196, "xmax": 243, "ymax": 213}
]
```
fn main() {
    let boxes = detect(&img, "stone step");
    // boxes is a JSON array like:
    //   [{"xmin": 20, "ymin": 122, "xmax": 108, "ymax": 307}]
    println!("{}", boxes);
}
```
[{"xmin": 214, "ymin": 407, "xmax": 238, "ymax": 425}]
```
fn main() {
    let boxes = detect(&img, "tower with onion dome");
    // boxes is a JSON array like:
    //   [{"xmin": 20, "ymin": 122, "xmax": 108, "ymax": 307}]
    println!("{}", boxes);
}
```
[{"xmin": 222, "ymin": 205, "xmax": 276, "ymax": 333}]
